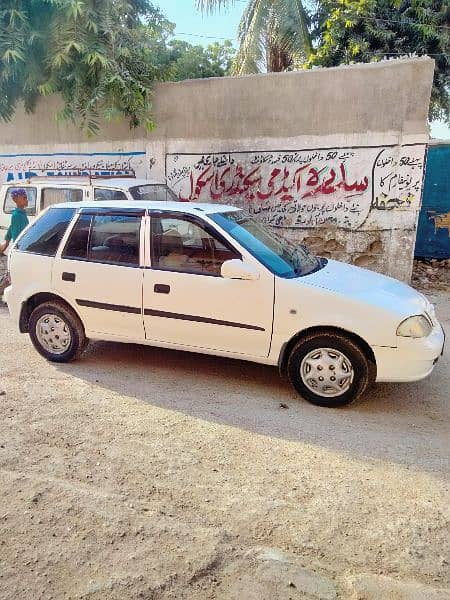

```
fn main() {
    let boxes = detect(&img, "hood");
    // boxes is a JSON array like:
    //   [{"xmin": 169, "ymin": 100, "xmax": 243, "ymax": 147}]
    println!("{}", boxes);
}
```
[{"xmin": 299, "ymin": 259, "xmax": 428, "ymax": 318}]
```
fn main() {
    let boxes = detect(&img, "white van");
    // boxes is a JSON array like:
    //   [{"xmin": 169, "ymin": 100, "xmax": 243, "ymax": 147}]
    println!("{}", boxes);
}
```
[{"xmin": 0, "ymin": 176, "xmax": 178, "ymax": 235}]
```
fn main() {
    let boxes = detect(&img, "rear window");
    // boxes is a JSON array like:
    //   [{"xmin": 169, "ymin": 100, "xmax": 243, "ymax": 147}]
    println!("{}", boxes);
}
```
[{"xmin": 15, "ymin": 207, "xmax": 75, "ymax": 256}]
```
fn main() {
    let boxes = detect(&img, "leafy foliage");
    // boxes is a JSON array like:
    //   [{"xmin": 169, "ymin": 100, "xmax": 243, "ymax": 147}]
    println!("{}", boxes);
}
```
[
  {"xmin": 0, "ymin": 1, "xmax": 237, "ymax": 132},
  {"xmin": 166, "ymin": 40, "xmax": 235, "ymax": 80},
  {"xmin": 308, "ymin": 0, "xmax": 450, "ymax": 123},
  {"xmin": 0, "ymin": 0, "xmax": 172, "ymax": 134},
  {"xmin": 197, "ymin": 0, "xmax": 312, "ymax": 73},
  {"xmin": 2, "ymin": 0, "xmax": 446, "ymax": 129}
]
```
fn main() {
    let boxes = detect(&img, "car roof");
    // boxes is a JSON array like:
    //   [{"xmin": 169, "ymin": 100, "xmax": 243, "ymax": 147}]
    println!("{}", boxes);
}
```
[
  {"xmin": 56, "ymin": 200, "xmax": 241, "ymax": 215},
  {"xmin": 3, "ymin": 178, "xmax": 162, "ymax": 188}
]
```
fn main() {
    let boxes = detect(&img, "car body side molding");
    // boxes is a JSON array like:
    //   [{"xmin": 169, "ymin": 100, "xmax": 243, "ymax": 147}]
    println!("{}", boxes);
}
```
[
  {"xmin": 76, "ymin": 299, "xmax": 141, "ymax": 314},
  {"xmin": 75, "ymin": 299, "xmax": 265, "ymax": 331},
  {"xmin": 143, "ymin": 308, "xmax": 265, "ymax": 331}
]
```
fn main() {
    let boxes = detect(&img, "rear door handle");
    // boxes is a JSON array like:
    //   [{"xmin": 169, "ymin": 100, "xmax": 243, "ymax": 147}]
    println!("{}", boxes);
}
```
[
  {"xmin": 62, "ymin": 272, "xmax": 76, "ymax": 282},
  {"xmin": 154, "ymin": 284, "xmax": 170, "ymax": 294}
]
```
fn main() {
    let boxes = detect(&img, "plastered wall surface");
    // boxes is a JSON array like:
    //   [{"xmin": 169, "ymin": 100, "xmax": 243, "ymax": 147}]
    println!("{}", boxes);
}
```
[{"xmin": 0, "ymin": 58, "xmax": 434, "ymax": 281}]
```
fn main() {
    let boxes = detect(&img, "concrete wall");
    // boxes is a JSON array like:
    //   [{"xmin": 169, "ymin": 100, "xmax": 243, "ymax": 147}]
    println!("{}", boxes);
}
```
[{"xmin": 0, "ymin": 58, "xmax": 434, "ymax": 281}]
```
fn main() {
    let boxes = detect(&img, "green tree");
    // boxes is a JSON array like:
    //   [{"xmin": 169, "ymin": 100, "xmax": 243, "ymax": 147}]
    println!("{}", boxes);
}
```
[
  {"xmin": 167, "ymin": 40, "xmax": 235, "ymax": 80},
  {"xmin": 0, "ymin": 0, "xmax": 171, "ymax": 134},
  {"xmin": 197, "ymin": 0, "xmax": 312, "ymax": 73},
  {"xmin": 309, "ymin": 0, "xmax": 450, "ymax": 123}
]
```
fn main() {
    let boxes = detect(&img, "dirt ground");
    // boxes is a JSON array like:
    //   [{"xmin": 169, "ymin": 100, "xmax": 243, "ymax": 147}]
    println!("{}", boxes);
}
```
[
  {"xmin": 411, "ymin": 259, "xmax": 450, "ymax": 294},
  {"xmin": 0, "ymin": 255, "xmax": 449, "ymax": 599}
]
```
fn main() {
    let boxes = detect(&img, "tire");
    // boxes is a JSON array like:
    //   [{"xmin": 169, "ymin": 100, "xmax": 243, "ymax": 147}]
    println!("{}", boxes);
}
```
[
  {"xmin": 29, "ymin": 300, "xmax": 87, "ymax": 363},
  {"xmin": 287, "ymin": 332, "xmax": 373, "ymax": 408}
]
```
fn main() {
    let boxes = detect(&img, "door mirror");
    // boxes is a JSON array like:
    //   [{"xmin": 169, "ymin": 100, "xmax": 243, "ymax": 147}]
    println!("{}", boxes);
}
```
[{"xmin": 221, "ymin": 259, "xmax": 259, "ymax": 281}]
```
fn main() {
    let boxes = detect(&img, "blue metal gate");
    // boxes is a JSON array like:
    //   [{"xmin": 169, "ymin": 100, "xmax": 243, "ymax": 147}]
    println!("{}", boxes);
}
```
[{"xmin": 415, "ymin": 143, "xmax": 450, "ymax": 259}]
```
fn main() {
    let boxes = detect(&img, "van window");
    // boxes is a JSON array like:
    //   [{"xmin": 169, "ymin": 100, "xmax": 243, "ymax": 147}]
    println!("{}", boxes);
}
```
[
  {"xmin": 94, "ymin": 188, "xmax": 127, "ymax": 201},
  {"xmin": 3, "ymin": 187, "xmax": 37, "ymax": 216},
  {"xmin": 15, "ymin": 208, "xmax": 75, "ymax": 256},
  {"xmin": 129, "ymin": 184, "xmax": 178, "ymax": 201},
  {"xmin": 41, "ymin": 188, "xmax": 83, "ymax": 210}
]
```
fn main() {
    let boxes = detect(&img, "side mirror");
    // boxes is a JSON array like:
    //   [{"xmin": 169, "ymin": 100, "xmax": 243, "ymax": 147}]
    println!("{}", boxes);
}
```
[{"xmin": 221, "ymin": 259, "xmax": 260, "ymax": 281}]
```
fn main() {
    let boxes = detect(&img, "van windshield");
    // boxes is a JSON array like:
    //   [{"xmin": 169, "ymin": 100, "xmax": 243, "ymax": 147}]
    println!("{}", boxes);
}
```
[{"xmin": 210, "ymin": 210, "xmax": 325, "ymax": 278}]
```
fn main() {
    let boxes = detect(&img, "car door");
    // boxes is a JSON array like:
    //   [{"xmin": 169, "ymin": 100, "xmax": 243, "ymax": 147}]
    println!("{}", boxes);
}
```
[
  {"xmin": 142, "ymin": 211, "xmax": 274, "ymax": 357},
  {"xmin": 52, "ymin": 207, "xmax": 145, "ymax": 341}
]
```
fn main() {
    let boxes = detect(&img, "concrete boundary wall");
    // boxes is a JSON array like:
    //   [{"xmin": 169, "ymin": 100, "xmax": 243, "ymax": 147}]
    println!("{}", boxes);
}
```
[{"xmin": 0, "ymin": 58, "xmax": 434, "ymax": 281}]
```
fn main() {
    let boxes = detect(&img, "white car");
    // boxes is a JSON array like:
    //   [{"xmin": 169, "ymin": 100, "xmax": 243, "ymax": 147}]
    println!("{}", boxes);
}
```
[{"xmin": 4, "ymin": 201, "xmax": 445, "ymax": 408}]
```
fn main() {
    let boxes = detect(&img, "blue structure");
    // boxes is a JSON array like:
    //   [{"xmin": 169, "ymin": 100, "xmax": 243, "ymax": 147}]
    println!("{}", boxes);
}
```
[{"xmin": 415, "ymin": 143, "xmax": 450, "ymax": 259}]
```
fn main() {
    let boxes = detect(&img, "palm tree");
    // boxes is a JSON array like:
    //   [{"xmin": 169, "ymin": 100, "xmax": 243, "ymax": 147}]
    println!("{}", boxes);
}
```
[{"xmin": 197, "ymin": 0, "xmax": 312, "ymax": 74}]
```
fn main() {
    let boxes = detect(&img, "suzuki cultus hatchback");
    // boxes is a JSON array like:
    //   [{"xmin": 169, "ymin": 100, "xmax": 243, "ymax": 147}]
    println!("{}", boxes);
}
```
[{"xmin": 4, "ymin": 201, "xmax": 445, "ymax": 408}]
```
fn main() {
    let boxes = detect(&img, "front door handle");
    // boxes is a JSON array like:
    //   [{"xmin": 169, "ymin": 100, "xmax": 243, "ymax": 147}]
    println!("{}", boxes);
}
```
[
  {"xmin": 62, "ymin": 272, "xmax": 76, "ymax": 282},
  {"xmin": 154, "ymin": 284, "xmax": 170, "ymax": 294}
]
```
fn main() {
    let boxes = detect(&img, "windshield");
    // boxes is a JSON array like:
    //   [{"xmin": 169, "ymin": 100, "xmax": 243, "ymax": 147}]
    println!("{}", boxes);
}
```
[
  {"xmin": 210, "ymin": 210, "xmax": 325, "ymax": 278},
  {"xmin": 129, "ymin": 184, "xmax": 178, "ymax": 202}
]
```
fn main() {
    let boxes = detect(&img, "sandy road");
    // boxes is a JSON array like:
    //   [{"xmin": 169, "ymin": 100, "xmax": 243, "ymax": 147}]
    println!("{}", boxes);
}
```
[{"xmin": 0, "ymin": 291, "xmax": 449, "ymax": 599}]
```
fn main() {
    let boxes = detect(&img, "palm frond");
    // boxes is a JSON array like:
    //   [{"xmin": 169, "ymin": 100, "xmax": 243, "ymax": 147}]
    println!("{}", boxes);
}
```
[
  {"xmin": 232, "ymin": 0, "xmax": 312, "ymax": 74},
  {"xmin": 233, "ymin": 0, "xmax": 269, "ymax": 73},
  {"xmin": 196, "ymin": 0, "xmax": 236, "ymax": 14}
]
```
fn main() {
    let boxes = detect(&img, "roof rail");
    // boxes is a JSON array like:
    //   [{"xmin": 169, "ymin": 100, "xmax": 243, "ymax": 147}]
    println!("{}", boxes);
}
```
[
  {"xmin": 91, "ymin": 173, "xmax": 137, "ymax": 180},
  {"xmin": 26, "ymin": 176, "xmax": 91, "ymax": 183},
  {"xmin": 26, "ymin": 168, "xmax": 136, "ymax": 184}
]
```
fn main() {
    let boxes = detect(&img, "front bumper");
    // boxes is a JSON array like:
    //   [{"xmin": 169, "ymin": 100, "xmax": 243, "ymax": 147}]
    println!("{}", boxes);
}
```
[{"xmin": 373, "ymin": 322, "xmax": 445, "ymax": 383}]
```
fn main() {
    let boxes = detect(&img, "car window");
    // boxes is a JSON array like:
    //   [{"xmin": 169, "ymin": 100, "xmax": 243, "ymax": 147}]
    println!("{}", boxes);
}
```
[
  {"xmin": 41, "ymin": 188, "xmax": 83, "ymax": 210},
  {"xmin": 15, "ymin": 208, "xmax": 75, "ymax": 256},
  {"xmin": 3, "ymin": 187, "xmax": 37, "ymax": 216},
  {"xmin": 63, "ymin": 213, "xmax": 140, "ymax": 266},
  {"xmin": 62, "ymin": 213, "xmax": 91, "ymax": 260},
  {"xmin": 211, "ymin": 210, "xmax": 323, "ymax": 278},
  {"xmin": 151, "ymin": 215, "xmax": 239, "ymax": 276},
  {"xmin": 129, "ymin": 185, "xmax": 178, "ymax": 201},
  {"xmin": 94, "ymin": 188, "xmax": 127, "ymax": 201}
]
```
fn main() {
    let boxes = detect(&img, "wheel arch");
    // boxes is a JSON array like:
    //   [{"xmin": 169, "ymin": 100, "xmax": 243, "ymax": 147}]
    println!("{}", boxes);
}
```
[
  {"xmin": 19, "ymin": 292, "xmax": 83, "ymax": 334},
  {"xmin": 278, "ymin": 325, "xmax": 377, "ymax": 379}
]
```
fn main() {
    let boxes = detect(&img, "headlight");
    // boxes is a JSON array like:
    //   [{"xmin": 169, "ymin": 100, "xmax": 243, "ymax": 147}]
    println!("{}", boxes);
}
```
[{"xmin": 396, "ymin": 315, "xmax": 432, "ymax": 338}]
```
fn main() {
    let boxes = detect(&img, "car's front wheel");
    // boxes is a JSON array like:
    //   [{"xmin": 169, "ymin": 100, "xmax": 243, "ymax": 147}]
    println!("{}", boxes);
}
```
[
  {"xmin": 287, "ymin": 332, "xmax": 374, "ymax": 407},
  {"xmin": 29, "ymin": 301, "xmax": 87, "ymax": 363}
]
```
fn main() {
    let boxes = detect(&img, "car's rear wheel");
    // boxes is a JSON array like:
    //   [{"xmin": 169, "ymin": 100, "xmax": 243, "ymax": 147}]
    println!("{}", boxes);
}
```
[
  {"xmin": 287, "ymin": 332, "xmax": 373, "ymax": 407},
  {"xmin": 29, "ymin": 301, "xmax": 87, "ymax": 363}
]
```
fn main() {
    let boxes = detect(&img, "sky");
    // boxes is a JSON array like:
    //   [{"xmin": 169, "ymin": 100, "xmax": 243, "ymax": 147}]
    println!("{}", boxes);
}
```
[
  {"xmin": 154, "ymin": 1, "xmax": 449, "ymax": 140},
  {"xmin": 154, "ymin": 0, "xmax": 242, "ymax": 44},
  {"xmin": 430, "ymin": 120, "xmax": 450, "ymax": 140}
]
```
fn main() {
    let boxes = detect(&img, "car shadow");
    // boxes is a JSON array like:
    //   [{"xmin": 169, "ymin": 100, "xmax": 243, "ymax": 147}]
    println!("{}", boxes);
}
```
[{"xmin": 57, "ymin": 336, "xmax": 450, "ymax": 476}]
